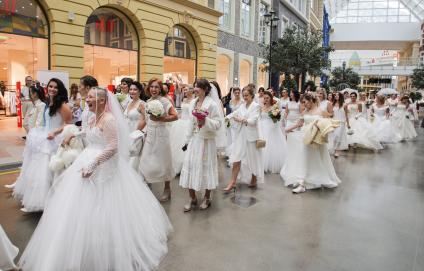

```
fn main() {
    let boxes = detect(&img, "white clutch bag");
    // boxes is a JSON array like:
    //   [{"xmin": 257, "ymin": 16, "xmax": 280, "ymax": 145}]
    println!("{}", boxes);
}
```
[{"xmin": 129, "ymin": 130, "xmax": 145, "ymax": 157}]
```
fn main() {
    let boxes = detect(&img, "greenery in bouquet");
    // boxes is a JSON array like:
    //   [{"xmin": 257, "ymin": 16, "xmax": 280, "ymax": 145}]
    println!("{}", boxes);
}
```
[{"xmin": 268, "ymin": 104, "xmax": 281, "ymax": 123}]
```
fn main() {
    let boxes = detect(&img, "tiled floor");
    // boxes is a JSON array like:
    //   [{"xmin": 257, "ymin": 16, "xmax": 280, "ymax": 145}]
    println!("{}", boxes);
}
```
[
  {"xmin": 0, "ymin": 116, "xmax": 25, "ymax": 167},
  {"xmin": 1, "ymin": 128, "xmax": 423, "ymax": 271}
]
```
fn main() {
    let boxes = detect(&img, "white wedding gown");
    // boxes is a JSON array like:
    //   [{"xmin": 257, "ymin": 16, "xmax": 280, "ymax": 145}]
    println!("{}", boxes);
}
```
[
  {"xmin": 170, "ymin": 101, "xmax": 192, "ymax": 174},
  {"xmin": 225, "ymin": 100, "xmax": 242, "ymax": 157},
  {"xmin": 0, "ymin": 225, "xmax": 18, "ymax": 271},
  {"xmin": 280, "ymin": 114, "xmax": 341, "ymax": 189},
  {"xmin": 370, "ymin": 105, "xmax": 402, "ymax": 143},
  {"xmin": 328, "ymin": 105, "xmax": 349, "ymax": 153},
  {"xmin": 124, "ymin": 100, "xmax": 144, "ymax": 171},
  {"xmin": 13, "ymin": 107, "xmax": 63, "ymax": 211},
  {"xmin": 391, "ymin": 104, "xmax": 417, "ymax": 140},
  {"xmin": 259, "ymin": 110, "xmax": 287, "ymax": 173},
  {"xmin": 19, "ymin": 115, "xmax": 172, "ymax": 271},
  {"xmin": 346, "ymin": 103, "xmax": 383, "ymax": 150}
]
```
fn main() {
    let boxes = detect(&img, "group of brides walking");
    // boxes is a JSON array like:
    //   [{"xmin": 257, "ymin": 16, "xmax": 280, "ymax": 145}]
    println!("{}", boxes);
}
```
[{"xmin": 1, "ymin": 74, "xmax": 419, "ymax": 270}]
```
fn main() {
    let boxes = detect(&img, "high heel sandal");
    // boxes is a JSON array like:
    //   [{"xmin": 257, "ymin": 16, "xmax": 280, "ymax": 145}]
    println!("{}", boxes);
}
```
[
  {"xmin": 159, "ymin": 189, "xmax": 171, "ymax": 202},
  {"xmin": 183, "ymin": 199, "xmax": 198, "ymax": 212},
  {"xmin": 199, "ymin": 197, "xmax": 212, "ymax": 210},
  {"xmin": 223, "ymin": 184, "xmax": 236, "ymax": 194}
]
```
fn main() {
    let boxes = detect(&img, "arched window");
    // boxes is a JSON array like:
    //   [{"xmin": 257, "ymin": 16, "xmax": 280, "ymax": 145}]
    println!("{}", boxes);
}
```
[
  {"xmin": 84, "ymin": 8, "xmax": 138, "ymax": 87},
  {"xmin": 239, "ymin": 59, "xmax": 251, "ymax": 88},
  {"xmin": 163, "ymin": 25, "xmax": 197, "ymax": 85},
  {"xmin": 0, "ymin": 0, "xmax": 49, "ymax": 85}
]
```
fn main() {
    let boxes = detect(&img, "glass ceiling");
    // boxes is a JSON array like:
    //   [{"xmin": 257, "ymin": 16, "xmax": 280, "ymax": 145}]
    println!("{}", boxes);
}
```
[{"xmin": 325, "ymin": 0, "xmax": 424, "ymax": 23}]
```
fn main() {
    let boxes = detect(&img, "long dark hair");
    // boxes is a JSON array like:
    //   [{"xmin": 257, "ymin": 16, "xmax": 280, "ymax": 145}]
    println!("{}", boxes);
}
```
[
  {"xmin": 30, "ymin": 85, "xmax": 46, "ymax": 103},
  {"xmin": 195, "ymin": 78, "xmax": 212, "ymax": 96},
  {"xmin": 333, "ymin": 92, "xmax": 344, "ymax": 108},
  {"xmin": 291, "ymin": 90, "xmax": 300, "ymax": 102},
  {"xmin": 47, "ymin": 78, "xmax": 68, "ymax": 117},
  {"xmin": 130, "ymin": 81, "xmax": 148, "ymax": 102},
  {"xmin": 80, "ymin": 75, "xmax": 98, "ymax": 88},
  {"xmin": 263, "ymin": 90, "xmax": 275, "ymax": 105}
]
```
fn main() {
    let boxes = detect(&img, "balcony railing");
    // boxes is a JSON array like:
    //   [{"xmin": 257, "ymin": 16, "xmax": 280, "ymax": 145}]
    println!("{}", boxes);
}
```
[{"xmin": 330, "ymin": 57, "xmax": 420, "ymax": 70}]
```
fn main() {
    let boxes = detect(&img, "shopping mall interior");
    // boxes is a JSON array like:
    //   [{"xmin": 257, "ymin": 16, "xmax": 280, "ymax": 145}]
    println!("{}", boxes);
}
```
[{"xmin": 0, "ymin": 1, "xmax": 423, "ymax": 271}]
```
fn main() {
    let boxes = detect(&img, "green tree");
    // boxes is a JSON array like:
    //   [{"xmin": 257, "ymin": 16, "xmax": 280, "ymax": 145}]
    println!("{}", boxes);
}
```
[
  {"xmin": 280, "ymin": 77, "xmax": 298, "ymax": 92},
  {"xmin": 411, "ymin": 67, "xmax": 424, "ymax": 90},
  {"xmin": 262, "ymin": 26, "xmax": 333, "ymax": 91},
  {"xmin": 410, "ymin": 91, "xmax": 423, "ymax": 102},
  {"xmin": 329, "ymin": 67, "xmax": 360, "ymax": 90}
]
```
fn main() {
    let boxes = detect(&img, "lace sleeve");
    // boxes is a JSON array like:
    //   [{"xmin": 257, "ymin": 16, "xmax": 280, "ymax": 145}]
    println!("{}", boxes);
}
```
[{"xmin": 84, "ymin": 115, "xmax": 118, "ymax": 174}]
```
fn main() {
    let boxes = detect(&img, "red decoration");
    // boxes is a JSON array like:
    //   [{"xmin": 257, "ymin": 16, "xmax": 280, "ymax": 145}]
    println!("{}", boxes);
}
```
[
  {"xmin": 16, "ymin": 81, "xmax": 22, "ymax": 128},
  {"xmin": 95, "ymin": 18, "xmax": 116, "ymax": 33},
  {"xmin": 168, "ymin": 84, "xmax": 175, "ymax": 101},
  {"xmin": 1, "ymin": 0, "xmax": 16, "ymax": 14}
]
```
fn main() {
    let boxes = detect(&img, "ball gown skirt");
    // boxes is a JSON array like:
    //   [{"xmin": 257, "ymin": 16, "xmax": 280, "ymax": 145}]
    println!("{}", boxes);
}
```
[
  {"xmin": 13, "ymin": 127, "xmax": 62, "ymax": 211},
  {"xmin": 139, "ymin": 124, "xmax": 175, "ymax": 183},
  {"xmin": 170, "ymin": 117, "xmax": 192, "ymax": 174},
  {"xmin": 259, "ymin": 116, "xmax": 287, "ymax": 173},
  {"xmin": 19, "ymin": 132, "xmax": 172, "ymax": 271},
  {"xmin": 280, "ymin": 120, "xmax": 341, "ymax": 189},
  {"xmin": 229, "ymin": 128, "xmax": 264, "ymax": 184},
  {"xmin": 0, "ymin": 225, "xmax": 18, "ymax": 271},
  {"xmin": 347, "ymin": 116, "xmax": 383, "ymax": 150},
  {"xmin": 370, "ymin": 115, "xmax": 402, "ymax": 143},
  {"xmin": 392, "ymin": 111, "xmax": 417, "ymax": 141},
  {"xmin": 179, "ymin": 135, "xmax": 219, "ymax": 191}
]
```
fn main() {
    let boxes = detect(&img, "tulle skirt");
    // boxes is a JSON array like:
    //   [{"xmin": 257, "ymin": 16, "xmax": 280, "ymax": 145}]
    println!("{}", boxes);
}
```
[
  {"xmin": 0, "ymin": 225, "xmax": 18, "ymax": 271},
  {"xmin": 19, "ymin": 148, "xmax": 172, "ymax": 271},
  {"xmin": 13, "ymin": 128, "xmax": 61, "ymax": 211},
  {"xmin": 229, "ymin": 129, "xmax": 264, "ymax": 184},
  {"xmin": 392, "ymin": 113, "xmax": 417, "ymax": 141},
  {"xmin": 170, "ymin": 118, "xmax": 191, "ymax": 174},
  {"xmin": 259, "ymin": 119, "xmax": 287, "ymax": 173},
  {"xmin": 370, "ymin": 115, "xmax": 402, "ymax": 143},
  {"xmin": 347, "ymin": 117, "xmax": 383, "ymax": 150},
  {"xmin": 280, "ymin": 130, "xmax": 341, "ymax": 189},
  {"xmin": 179, "ymin": 135, "xmax": 219, "ymax": 191}
]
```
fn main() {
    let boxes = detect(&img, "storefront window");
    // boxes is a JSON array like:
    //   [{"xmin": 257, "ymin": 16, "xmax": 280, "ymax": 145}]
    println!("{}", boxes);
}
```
[
  {"xmin": 164, "ymin": 25, "xmax": 196, "ymax": 84},
  {"xmin": 217, "ymin": 54, "xmax": 231, "ymax": 95},
  {"xmin": 84, "ymin": 8, "xmax": 138, "ymax": 87},
  {"xmin": 239, "ymin": 59, "xmax": 251, "ymax": 88},
  {"xmin": 257, "ymin": 63, "xmax": 267, "ymax": 88},
  {"xmin": 0, "ymin": 0, "xmax": 49, "ymax": 86}
]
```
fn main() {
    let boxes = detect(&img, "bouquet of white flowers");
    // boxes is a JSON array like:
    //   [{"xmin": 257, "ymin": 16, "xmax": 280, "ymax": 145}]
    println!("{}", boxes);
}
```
[
  {"xmin": 268, "ymin": 104, "xmax": 281, "ymax": 123},
  {"xmin": 146, "ymin": 100, "xmax": 165, "ymax": 117}
]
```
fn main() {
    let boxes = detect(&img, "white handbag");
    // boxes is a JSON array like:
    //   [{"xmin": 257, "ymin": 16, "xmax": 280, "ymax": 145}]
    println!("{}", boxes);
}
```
[{"xmin": 129, "ymin": 130, "xmax": 145, "ymax": 157}]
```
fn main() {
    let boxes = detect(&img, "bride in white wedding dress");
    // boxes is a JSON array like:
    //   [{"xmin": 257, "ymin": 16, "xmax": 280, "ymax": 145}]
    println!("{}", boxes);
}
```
[{"xmin": 19, "ymin": 87, "xmax": 172, "ymax": 271}]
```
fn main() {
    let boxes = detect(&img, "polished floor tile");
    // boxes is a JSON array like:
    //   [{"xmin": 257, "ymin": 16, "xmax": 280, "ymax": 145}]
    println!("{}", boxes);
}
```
[{"xmin": 0, "ymin": 129, "xmax": 423, "ymax": 271}]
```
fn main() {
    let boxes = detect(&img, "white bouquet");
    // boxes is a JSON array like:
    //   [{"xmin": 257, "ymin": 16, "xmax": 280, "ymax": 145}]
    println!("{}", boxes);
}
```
[{"xmin": 146, "ymin": 100, "xmax": 165, "ymax": 117}]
